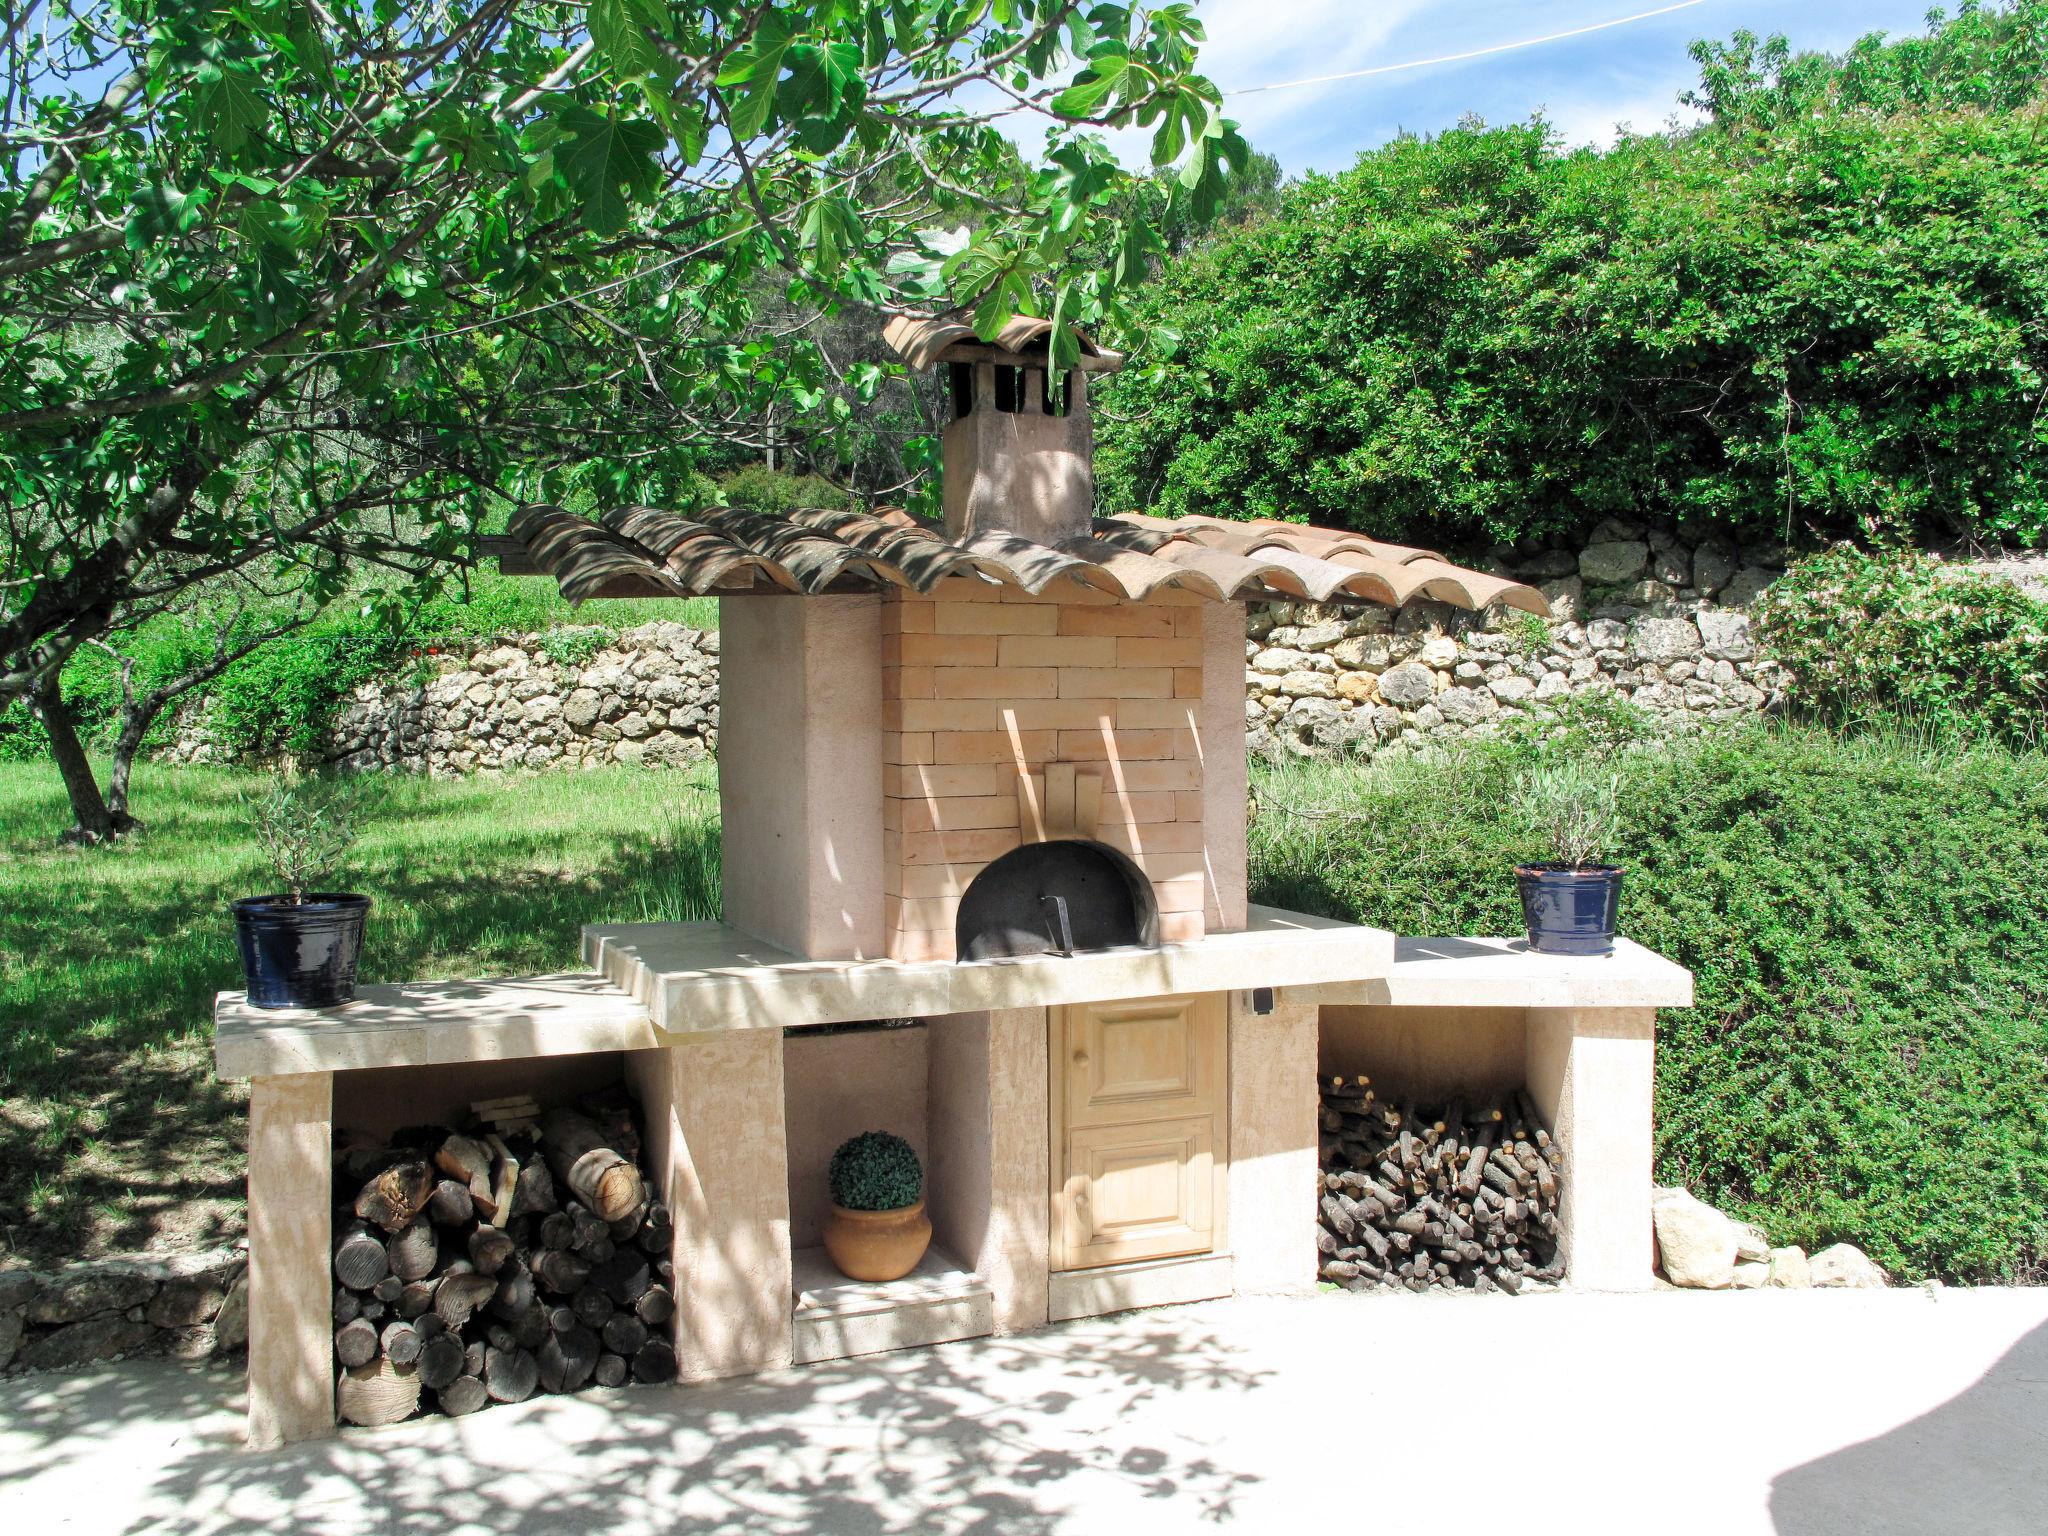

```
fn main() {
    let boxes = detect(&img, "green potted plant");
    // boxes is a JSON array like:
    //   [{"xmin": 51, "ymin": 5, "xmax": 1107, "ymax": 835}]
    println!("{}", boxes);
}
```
[
  {"xmin": 823, "ymin": 1130, "xmax": 931, "ymax": 1282},
  {"xmin": 233, "ymin": 777, "xmax": 372, "ymax": 1009},
  {"xmin": 1511, "ymin": 760, "xmax": 1623, "ymax": 956}
]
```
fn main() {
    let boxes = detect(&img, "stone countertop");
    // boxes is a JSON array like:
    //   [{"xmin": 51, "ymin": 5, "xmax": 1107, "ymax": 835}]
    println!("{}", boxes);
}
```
[
  {"xmin": 1294, "ymin": 935, "xmax": 1694, "ymax": 1010},
  {"xmin": 214, "ymin": 921, "xmax": 1692, "ymax": 1080},
  {"xmin": 584, "ymin": 904, "xmax": 1395, "ymax": 1037}
]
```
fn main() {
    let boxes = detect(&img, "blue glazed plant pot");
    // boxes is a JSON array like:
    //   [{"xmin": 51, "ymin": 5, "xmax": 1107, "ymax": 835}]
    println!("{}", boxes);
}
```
[
  {"xmin": 233, "ymin": 893, "xmax": 371, "ymax": 1009},
  {"xmin": 1515, "ymin": 865, "xmax": 1622, "ymax": 956}
]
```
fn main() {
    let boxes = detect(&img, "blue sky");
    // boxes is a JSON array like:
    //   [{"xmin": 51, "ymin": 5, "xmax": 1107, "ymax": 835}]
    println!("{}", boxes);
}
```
[{"xmin": 1142, "ymin": 0, "xmax": 1950, "ymax": 173}]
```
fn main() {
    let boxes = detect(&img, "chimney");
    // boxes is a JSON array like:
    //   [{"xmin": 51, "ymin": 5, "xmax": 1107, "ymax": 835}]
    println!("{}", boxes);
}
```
[{"xmin": 882, "ymin": 313, "xmax": 1123, "ymax": 546}]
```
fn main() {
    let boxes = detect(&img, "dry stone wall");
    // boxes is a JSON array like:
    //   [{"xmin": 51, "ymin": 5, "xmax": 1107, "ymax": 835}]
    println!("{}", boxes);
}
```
[
  {"xmin": 1246, "ymin": 519, "xmax": 1790, "ymax": 759},
  {"xmin": 0, "ymin": 1248, "xmax": 247, "ymax": 1374},
  {"xmin": 160, "ymin": 523, "xmax": 1790, "ymax": 773},
  {"xmin": 168, "ymin": 622, "xmax": 720, "ymax": 775}
]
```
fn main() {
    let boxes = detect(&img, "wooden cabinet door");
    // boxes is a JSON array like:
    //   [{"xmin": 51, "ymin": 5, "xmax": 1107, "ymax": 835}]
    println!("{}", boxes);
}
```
[{"xmin": 1051, "ymin": 994, "xmax": 1227, "ymax": 1270}]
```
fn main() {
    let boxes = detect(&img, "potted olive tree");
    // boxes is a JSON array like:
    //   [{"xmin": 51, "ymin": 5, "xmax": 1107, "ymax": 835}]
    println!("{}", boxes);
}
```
[
  {"xmin": 1511, "ymin": 761, "xmax": 1623, "ymax": 956},
  {"xmin": 233, "ymin": 778, "xmax": 372, "ymax": 1009},
  {"xmin": 822, "ymin": 1130, "xmax": 931, "ymax": 1282}
]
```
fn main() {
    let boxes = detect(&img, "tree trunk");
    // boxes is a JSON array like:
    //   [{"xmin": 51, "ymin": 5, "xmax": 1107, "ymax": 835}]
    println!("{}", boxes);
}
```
[
  {"xmin": 30, "ymin": 676, "xmax": 130, "ymax": 843},
  {"xmin": 104, "ymin": 688, "xmax": 158, "ymax": 822}
]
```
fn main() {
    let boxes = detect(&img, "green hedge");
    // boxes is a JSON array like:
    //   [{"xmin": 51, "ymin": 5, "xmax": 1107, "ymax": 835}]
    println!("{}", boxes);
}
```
[
  {"xmin": 1097, "ymin": 5, "xmax": 2048, "ymax": 549},
  {"xmin": 1250, "ymin": 716, "xmax": 2048, "ymax": 1282},
  {"xmin": 1757, "ymin": 545, "xmax": 2048, "ymax": 748}
]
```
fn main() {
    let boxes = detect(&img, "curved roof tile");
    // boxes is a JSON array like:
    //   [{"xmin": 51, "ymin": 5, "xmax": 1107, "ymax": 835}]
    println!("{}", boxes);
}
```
[{"xmin": 501, "ymin": 504, "xmax": 1547, "ymax": 617}]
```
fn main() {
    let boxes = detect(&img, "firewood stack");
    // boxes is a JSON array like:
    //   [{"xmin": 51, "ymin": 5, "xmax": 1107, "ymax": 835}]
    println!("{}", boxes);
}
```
[
  {"xmin": 1317, "ymin": 1076, "xmax": 1565, "ymax": 1294},
  {"xmin": 331, "ymin": 1092, "xmax": 678, "ymax": 1425}
]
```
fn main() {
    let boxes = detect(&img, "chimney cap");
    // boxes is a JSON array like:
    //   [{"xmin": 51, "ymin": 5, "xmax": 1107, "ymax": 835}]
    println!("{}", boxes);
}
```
[{"xmin": 882, "ymin": 310, "xmax": 1125, "ymax": 375}]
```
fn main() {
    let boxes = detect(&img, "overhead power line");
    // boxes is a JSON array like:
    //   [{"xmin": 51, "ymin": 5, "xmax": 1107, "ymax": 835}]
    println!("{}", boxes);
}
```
[{"xmin": 1226, "ymin": 0, "xmax": 1718, "ymax": 96}]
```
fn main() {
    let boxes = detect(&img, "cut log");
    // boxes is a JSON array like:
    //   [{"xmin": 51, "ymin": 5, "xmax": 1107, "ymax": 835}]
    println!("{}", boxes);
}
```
[
  {"xmin": 387, "ymin": 1219, "xmax": 438, "ymax": 1283},
  {"xmin": 490, "ymin": 1265, "xmax": 536, "ymax": 1320},
  {"xmin": 339, "ymin": 1358, "xmax": 421, "ymax": 1426},
  {"xmin": 396, "ymin": 1281, "xmax": 437, "ymax": 1321},
  {"xmin": 435, "ymin": 1271, "xmax": 498, "ymax": 1331},
  {"xmin": 592, "ymin": 1251, "xmax": 651, "ymax": 1306},
  {"xmin": 508, "ymin": 1160, "xmax": 559, "ymax": 1220},
  {"xmin": 592, "ymin": 1352, "xmax": 628, "ymax": 1389},
  {"xmin": 436, "ymin": 1134, "xmax": 495, "ymax": 1216},
  {"xmin": 426, "ymin": 1178, "xmax": 475, "ymax": 1227},
  {"xmin": 438, "ymin": 1374, "xmax": 488, "ymax": 1416},
  {"xmin": 540, "ymin": 1212, "xmax": 577, "ymax": 1252},
  {"xmin": 353, "ymin": 1160, "xmax": 433, "ymax": 1234},
  {"xmin": 333, "ymin": 1224, "xmax": 391, "ymax": 1291},
  {"xmin": 371, "ymin": 1274, "xmax": 404, "ymax": 1305},
  {"xmin": 539, "ymin": 1108, "xmax": 646, "ymax": 1223},
  {"xmin": 540, "ymin": 1325, "xmax": 601, "ymax": 1394},
  {"xmin": 572, "ymin": 1287, "xmax": 614, "ymax": 1329},
  {"xmin": 601, "ymin": 1314, "xmax": 649, "ymax": 1357},
  {"xmin": 485, "ymin": 1345, "xmax": 540, "ymax": 1404},
  {"xmin": 483, "ymin": 1135, "xmax": 520, "ymax": 1229},
  {"xmin": 382, "ymin": 1322, "xmax": 422, "ymax": 1367},
  {"xmin": 532, "ymin": 1249, "xmax": 592, "ymax": 1296},
  {"xmin": 631, "ymin": 1339, "xmax": 677, "ymax": 1384},
  {"xmin": 462, "ymin": 1339, "xmax": 486, "ymax": 1377},
  {"xmin": 333, "ymin": 1286, "xmax": 361, "ymax": 1326},
  {"xmin": 335, "ymin": 1317, "xmax": 379, "ymax": 1369},
  {"xmin": 511, "ymin": 1301, "xmax": 551, "ymax": 1350},
  {"xmin": 635, "ymin": 1286, "xmax": 675, "ymax": 1327},
  {"xmin": 468, "ymin": 1225, "xmax": 517, "ymax": 1276},
  {"xmin": 415, "ymin": 1331, "xmax": 466, "ymax": 1391}
]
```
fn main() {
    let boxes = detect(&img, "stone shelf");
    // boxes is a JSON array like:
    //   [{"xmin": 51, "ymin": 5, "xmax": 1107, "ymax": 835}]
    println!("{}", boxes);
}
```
[
  {"xmin": 214, "ymin": 972, "xmax": 658, "ymax": 1080},
  {"xmin": 790, "ymin": 1245, "xmax": 992, "ymax": 1365},
  {"xmin": 1296, "ymin": 935, "xmax": 1694, "ymax": 1011},
  {"xmin": 212, "ymin": 925, "xmax": 1689, "ymax": 1080},
  {"xmin": 585, "ymin": 904, "xmax": 1395, "ymax": 1035}
]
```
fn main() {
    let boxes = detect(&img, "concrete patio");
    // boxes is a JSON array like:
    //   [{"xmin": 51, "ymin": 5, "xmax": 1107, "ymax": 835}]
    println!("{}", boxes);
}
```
[{"xmin": 3, "ymin": 1286, "xmax": 2042, "ymax": 1534}]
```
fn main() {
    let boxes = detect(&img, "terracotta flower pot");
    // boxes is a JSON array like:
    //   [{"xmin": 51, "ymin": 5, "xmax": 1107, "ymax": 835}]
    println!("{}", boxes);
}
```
[{"xmin": 822, "ymin": 1198, "xmax": 932, "ymax": 1282}]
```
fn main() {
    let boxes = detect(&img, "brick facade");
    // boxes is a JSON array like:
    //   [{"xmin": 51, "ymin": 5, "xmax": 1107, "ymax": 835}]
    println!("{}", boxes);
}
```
[{"xmin": 880, "ymin": 579, "xmax": 1220, "ymax": 961}]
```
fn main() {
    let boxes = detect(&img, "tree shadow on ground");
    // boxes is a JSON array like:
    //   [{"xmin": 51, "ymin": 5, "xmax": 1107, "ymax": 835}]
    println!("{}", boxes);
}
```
[
  {"xmin": 0, "ymin": 1315, "xmax": 1270, "ymax": 1534},
  {"xmin": 1770, "ymin": 1318, "xmax": 2048, "ymax": 1536}
]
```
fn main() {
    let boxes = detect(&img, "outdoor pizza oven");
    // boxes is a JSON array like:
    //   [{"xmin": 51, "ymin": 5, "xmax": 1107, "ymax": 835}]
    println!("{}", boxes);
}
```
[{"xmin": 953, "ymin": 839, "xmax": 1160, "ymax": 960}]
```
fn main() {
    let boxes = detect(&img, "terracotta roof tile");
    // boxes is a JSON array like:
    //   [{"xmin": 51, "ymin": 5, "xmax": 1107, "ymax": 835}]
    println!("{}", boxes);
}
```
[{"xmin": 501, "ymin": 504, "xmax": 1547, "ymax": 617}]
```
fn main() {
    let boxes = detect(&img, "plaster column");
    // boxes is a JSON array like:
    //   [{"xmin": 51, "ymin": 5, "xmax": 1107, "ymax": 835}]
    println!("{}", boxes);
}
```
[
  {"xmin": 1227, "ymin": 994, "xmax": 1319, "ymax": 1293},
  {"xmin": 637, "ymin": 1029, "xmax": 794, "ymax": 1380},
  {"xmin": 1525, "ymin": 1007, "xmax": 1656, "ymax": 1292},
  {"xmin": 246, "ymin": 1071, "xmax": 334, "ymax": 1449},
  {"xmin": 926, "ymin": 1007, "xmax": 1050, "ymax": 1334},
  {"xmin": 1198, "ymin": 602, "xmax": 1250, "ymax": 933},
  {"xmin": 718, "ymin": 594, "xmax": 885, "ymax": 959}
]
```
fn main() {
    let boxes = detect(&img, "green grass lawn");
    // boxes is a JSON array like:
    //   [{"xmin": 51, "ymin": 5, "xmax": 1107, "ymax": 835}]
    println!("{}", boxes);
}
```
[{"xmin": 0, "ymin": 759, "xmax": 718, "ymax": 1265}]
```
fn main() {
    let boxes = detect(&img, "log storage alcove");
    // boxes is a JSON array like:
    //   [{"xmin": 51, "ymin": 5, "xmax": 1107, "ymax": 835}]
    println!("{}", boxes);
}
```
[{"xmin": 215, "ymin": 312, "xmax": 1694, "ymax": 1450}]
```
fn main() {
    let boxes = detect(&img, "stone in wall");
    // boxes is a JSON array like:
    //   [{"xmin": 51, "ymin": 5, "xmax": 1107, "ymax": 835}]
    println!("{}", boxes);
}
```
[{"xmin": 1244, "ymin": 517, "xmax": 1790, "ymax": 760}]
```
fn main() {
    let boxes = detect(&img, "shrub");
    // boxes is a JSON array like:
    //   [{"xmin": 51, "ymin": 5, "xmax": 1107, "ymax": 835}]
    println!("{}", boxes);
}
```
[
  {"xmin": 1756, "ymin": 545, "xmax": 2048, "ymax": 748},
  {"xmin": 246, "ymin": 777, "xmax": 367, "ymax": 899},
  {"xmin": 828, "ymin": 1130, "xmax": 924, "ymax": 1212},
  {"xmin": 1511, "ymin": 760, "xmax": 1622, "ymax": 868},
  {"xmin": 1250, "ymin": 722, "xmax": 2048, "ymax": 1283},
  {"xmin": 1097, "ymin": 7, "xmax": 2048, "ymax": 549},
  {"xmin": 717, "ymin": 465, "xmax": 857, "ymax": 518}
]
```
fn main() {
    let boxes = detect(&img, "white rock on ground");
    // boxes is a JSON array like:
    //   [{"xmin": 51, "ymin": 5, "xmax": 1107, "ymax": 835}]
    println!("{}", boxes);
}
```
[
  {"xmin": 1810, "ymin": 1243, "xmax": 1889, "ymax": 1289},
  {"xmin": 1770, "ymin": 1246, "xmax": 1813, "ymax": 1289},
  {"xmin": 1653, "ymin": 1187, "xmax": 1739, "ymax": 1289}
]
